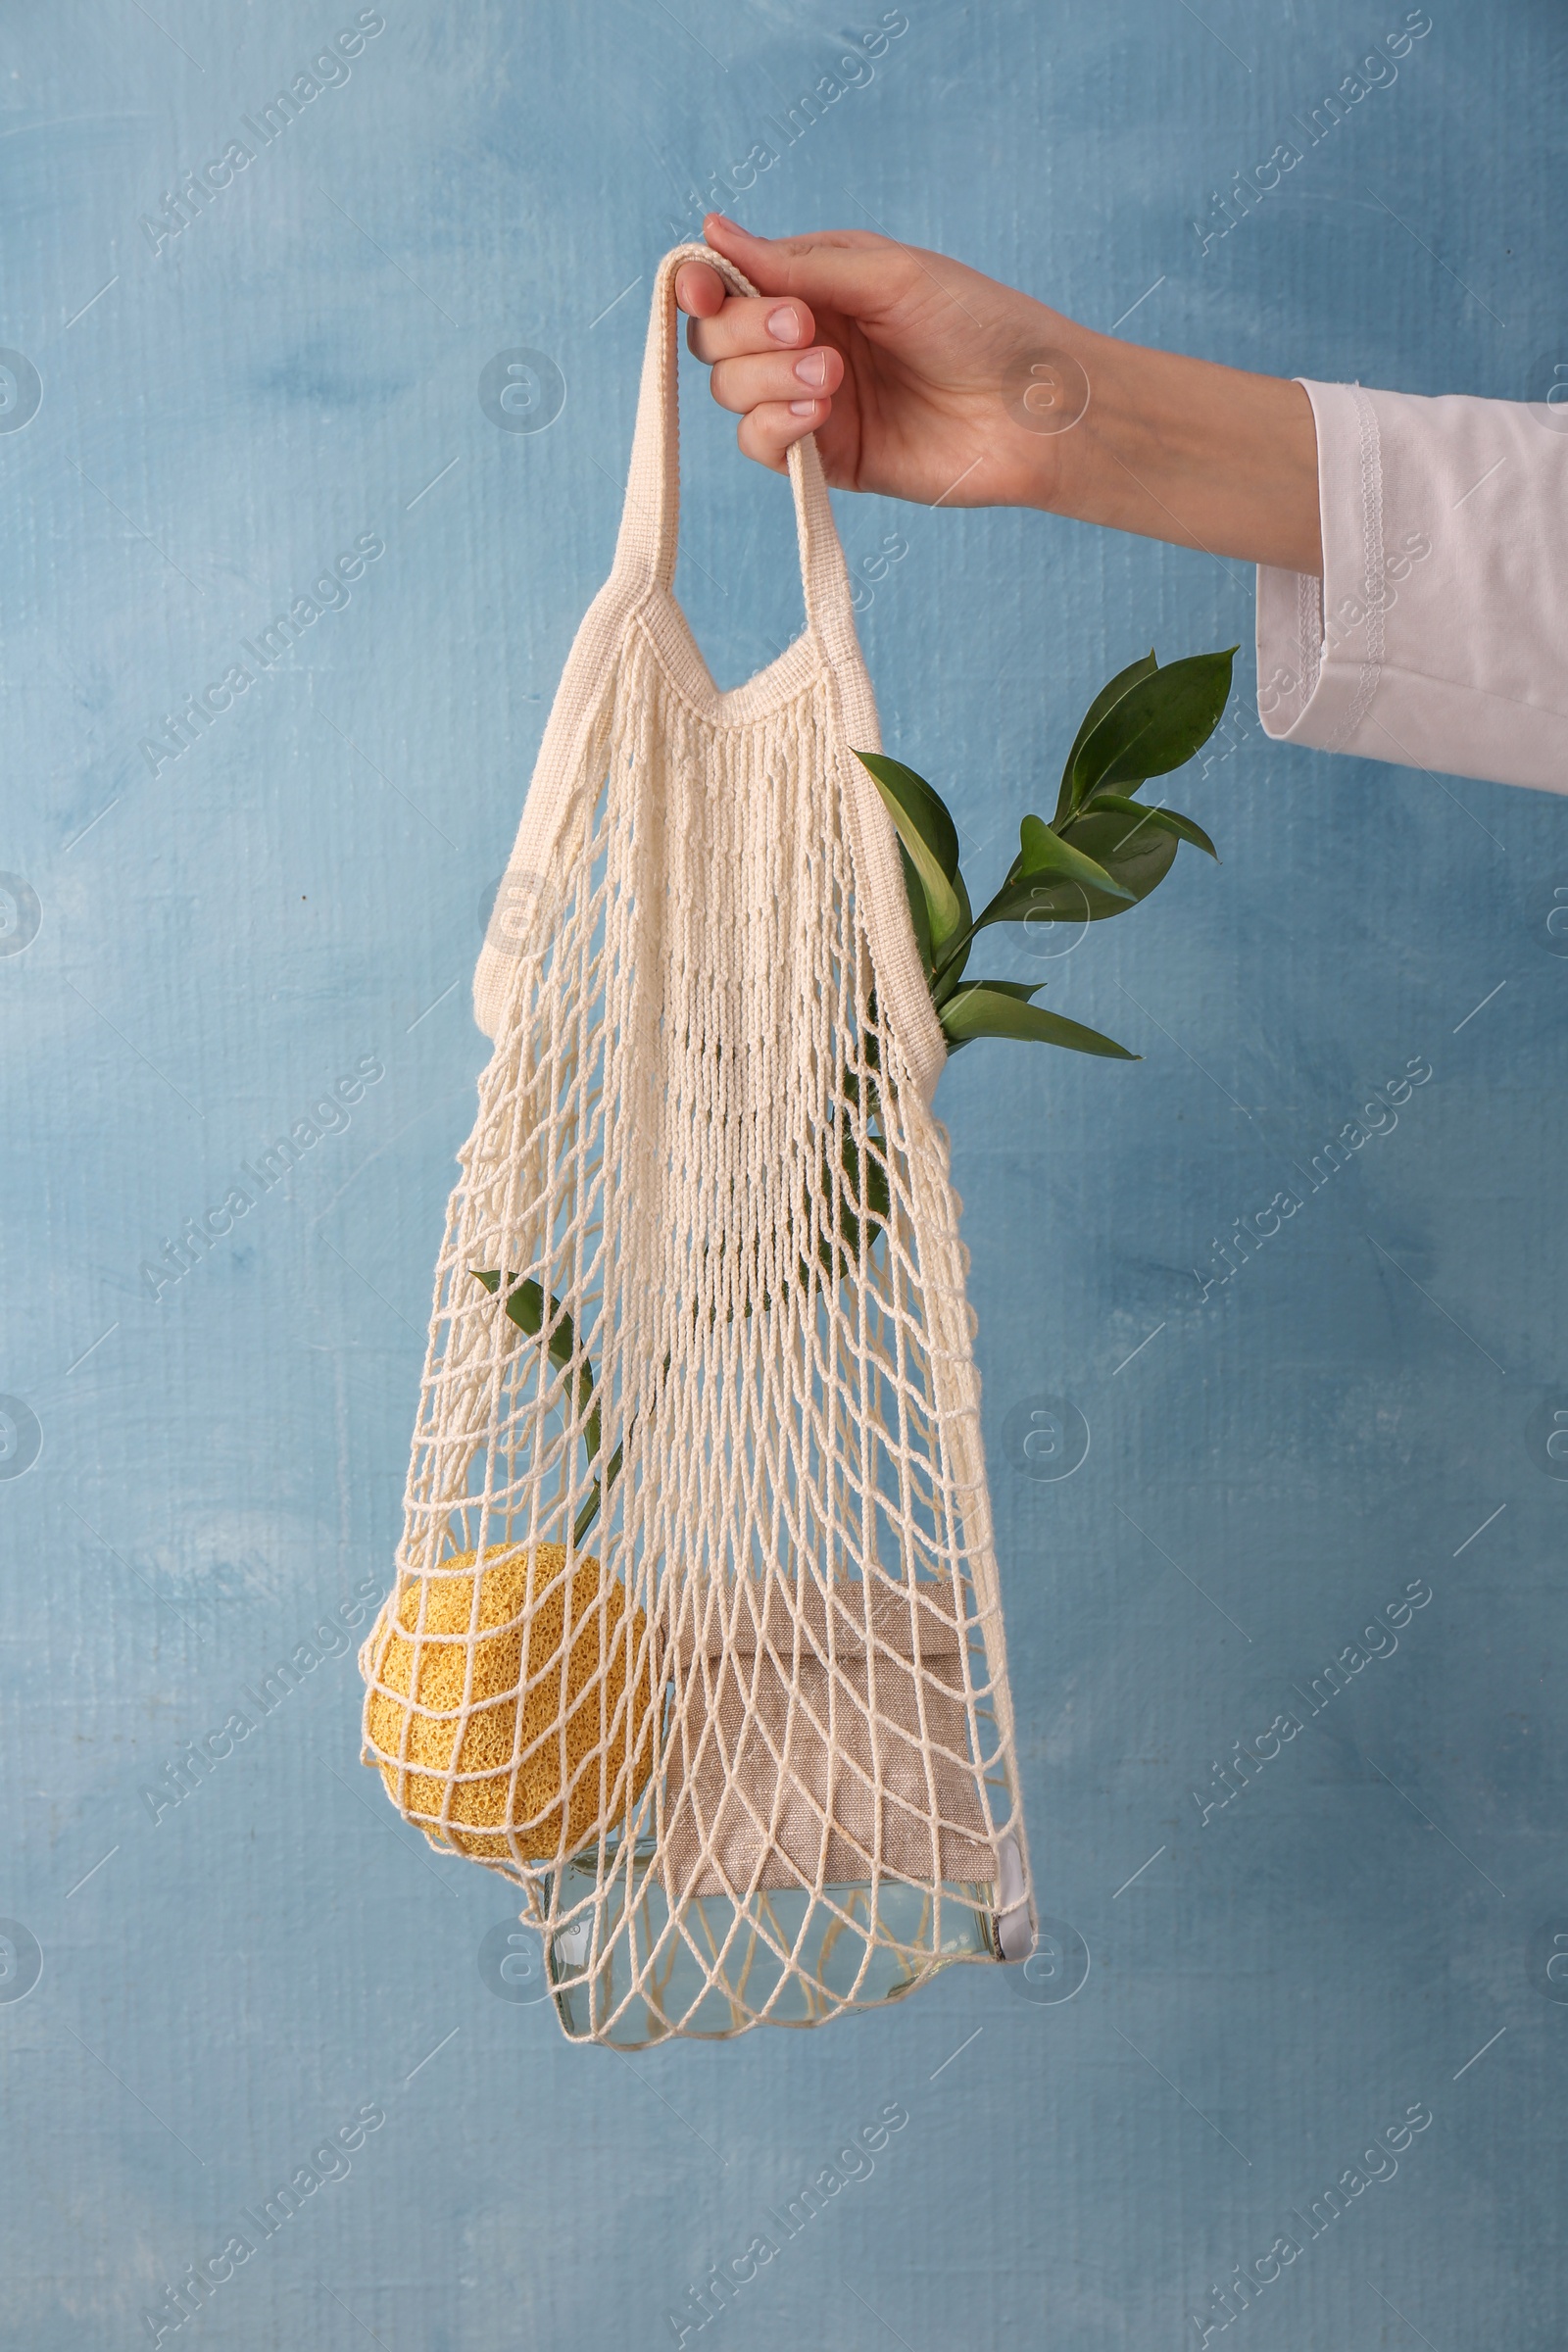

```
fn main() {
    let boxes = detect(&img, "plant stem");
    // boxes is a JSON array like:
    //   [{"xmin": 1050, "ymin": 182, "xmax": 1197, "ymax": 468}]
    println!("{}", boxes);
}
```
[{"xmin": 927, "ymin": 905, "xmax": 995, "ymax": 998}]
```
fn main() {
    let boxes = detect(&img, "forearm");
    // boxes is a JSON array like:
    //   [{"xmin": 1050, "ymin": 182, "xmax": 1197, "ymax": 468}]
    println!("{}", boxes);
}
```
[{"xmin": 1013, "ymin": 312, "xmax": 1324, "ymax": 577}]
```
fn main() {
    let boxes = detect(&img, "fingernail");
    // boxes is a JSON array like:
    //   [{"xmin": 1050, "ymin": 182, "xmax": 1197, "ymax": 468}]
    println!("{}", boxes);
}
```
[
  {"xmin": 788, "ymin": 398, "xmax": 820, "ymax": 416},
  {"xmin": 794, "ymin": 350, "xmax": 828, "ymax": 388},
  {"xmin": 767, "ymin": 306, "xmax": 802, "ymax": 344},
  {"xmin": 707, "ymin": 212, "xmax": 743, "ymax": 233}
]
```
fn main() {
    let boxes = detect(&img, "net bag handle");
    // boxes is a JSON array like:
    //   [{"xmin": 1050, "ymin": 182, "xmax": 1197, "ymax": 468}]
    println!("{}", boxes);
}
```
[
  {"xmin": 609, "ymin": 241, "xmax": 945, "ymax": 1099},
  {"xmin": 476, "ymin": 242, "xmax": 948, "ymax": 1103},
  {"xmin": 611, "ymin": 241, "xmax": 862, "ymax": 666}
]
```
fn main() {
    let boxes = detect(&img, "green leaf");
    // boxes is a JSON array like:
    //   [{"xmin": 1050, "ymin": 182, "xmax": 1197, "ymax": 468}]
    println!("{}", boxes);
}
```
[
  {"xmin": 472, "ymin": 1271, "xmax": 566, "ymax": 1369},
  {"xmin": 927, "ymin": 896, "xmax": 974, "ymax": 998},
  {"xmin": 1079, "ymin": 794, "xmax": 1219, "ymax": 858},
  {"xmin": 854, "ymin": 751, "xmax": 966, "ymax": 956},
  {"xmin": 939, "ymin": 984, "xmax": 1139, "ymax": 1060},
  {"xmin": 806, "ymin": 1101, "xmax": 895, "ymax": 1287},
  {"xmin": 472, "ymin": 1270, "xmax": 599, "ymax": 1462},
  {"xmin": 956, "ymin": 873, "xmax": 1085, "ymax": 939},
  {"xmin": 1053, "ymin": 808, "xmax": 1175, "ymax": 917},
  {"xmin": 931, "ymin": 817, "xmax": 1136, "ymax": 998},
  {"xmin": 1053, "ymin": 650, "xmax": 1157, "ymax": 825},
  {"xmin": 961, "ymin": 838, "xmax": 1155, "ymax": 939},
  {"xmin": 898, "ymin": 842, "xmax": 934, "ymax": 977},
  {"xmin": 946, "ymin": 891, "xmax": 974, "ymax": 983},
  {"xmin": 572, "ymin": 1439, "xmax": 621, "ymax": 1548},
  {"xmin": 1014, "ymin": 812, "xmax": 1135, "ymax": 900},
  {"xmin": 1068, "ymin": 648, "xmax": 1236, "ymax": 811},
  {"xmin": 574, "ymin": 1348, "xmax": 670, "ymax": 1544},
  {"xmin": 851, "ymin": 750, "xmax": 959, "ymax": 881},
  {"xmin": 1002, "ymin": 803, "xmax": 1182, "ymax": 926},
  {"xmin": 471, "ymin": 1290, "xmax": 666, "ymax": 1549},
  {"xmin": 823, "ymin": 1109, "xmax": 891, "ymax": 1272}
]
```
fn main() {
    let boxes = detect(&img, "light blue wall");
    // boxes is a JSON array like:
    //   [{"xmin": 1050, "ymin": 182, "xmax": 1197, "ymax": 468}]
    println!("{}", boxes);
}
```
[{"xmin": 4, "ymin": 3, "xmax": 1564, "ymax": 2345}]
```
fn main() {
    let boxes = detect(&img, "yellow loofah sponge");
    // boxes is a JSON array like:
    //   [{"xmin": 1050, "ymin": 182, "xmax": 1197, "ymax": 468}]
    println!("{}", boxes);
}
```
[{"xmin": 364, "ymin": 1544, "xmax": 654, "ymax": 1862}]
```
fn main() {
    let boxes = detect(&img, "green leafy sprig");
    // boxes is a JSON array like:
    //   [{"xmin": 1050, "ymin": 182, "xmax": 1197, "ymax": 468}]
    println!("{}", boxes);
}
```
[{"xmin": 855, "ymin": 643, "xmax": 1235, "ymax": 1060}]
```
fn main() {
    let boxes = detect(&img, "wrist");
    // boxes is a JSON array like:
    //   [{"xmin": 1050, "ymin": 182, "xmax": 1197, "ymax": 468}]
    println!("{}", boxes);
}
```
[
  {"xmin": 986, "ymin": 297, "xmax": 1097, "ymax": 512},
  {"xmin": 1015, "ymin": 322, "xmax": 1172, "ymax": 529},
  {"xmin": 1010, "ymin": 319, "xmax": 1324, "ymax": 576}
]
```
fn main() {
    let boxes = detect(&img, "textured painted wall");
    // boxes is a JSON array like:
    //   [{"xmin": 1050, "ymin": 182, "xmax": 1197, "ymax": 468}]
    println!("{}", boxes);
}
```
[{"xmin": 3, "ymin": 3, "xmax": 1565, "ymax": 2346}]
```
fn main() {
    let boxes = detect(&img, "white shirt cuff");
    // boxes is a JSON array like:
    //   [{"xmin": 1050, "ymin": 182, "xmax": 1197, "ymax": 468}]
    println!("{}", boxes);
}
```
[{"xmin": 1255, "ymin": 377, "xmax": 1568, "ymax": 795}]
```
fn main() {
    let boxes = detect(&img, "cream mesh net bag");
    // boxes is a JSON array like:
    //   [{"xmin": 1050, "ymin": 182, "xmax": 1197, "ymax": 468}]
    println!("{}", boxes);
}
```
[{"xmin": 360, "ymin": 245, "xmax": 1035, "ymax": 2044}]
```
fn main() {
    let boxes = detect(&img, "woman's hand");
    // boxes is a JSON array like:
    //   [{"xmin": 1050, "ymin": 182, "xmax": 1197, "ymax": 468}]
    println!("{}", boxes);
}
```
[
  {"xmin": 675, "ymin": 215, "xmax": 1056, "ymax": 511},
  {"xmin": 675, "ymin": 214, "xmax": 1323, "ymax": 575}
]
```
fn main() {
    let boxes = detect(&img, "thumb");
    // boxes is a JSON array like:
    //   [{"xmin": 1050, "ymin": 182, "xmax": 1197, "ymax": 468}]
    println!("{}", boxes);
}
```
[{"xmin": 699, "ymin": 213, "xmax": 908, "ymax": 321}]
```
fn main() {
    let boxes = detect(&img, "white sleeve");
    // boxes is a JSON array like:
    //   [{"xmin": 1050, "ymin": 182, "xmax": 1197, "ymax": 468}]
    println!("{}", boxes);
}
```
[{"xmin": 1255, "ymin": 378, "xmax": 1568, "ymax": 794}]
